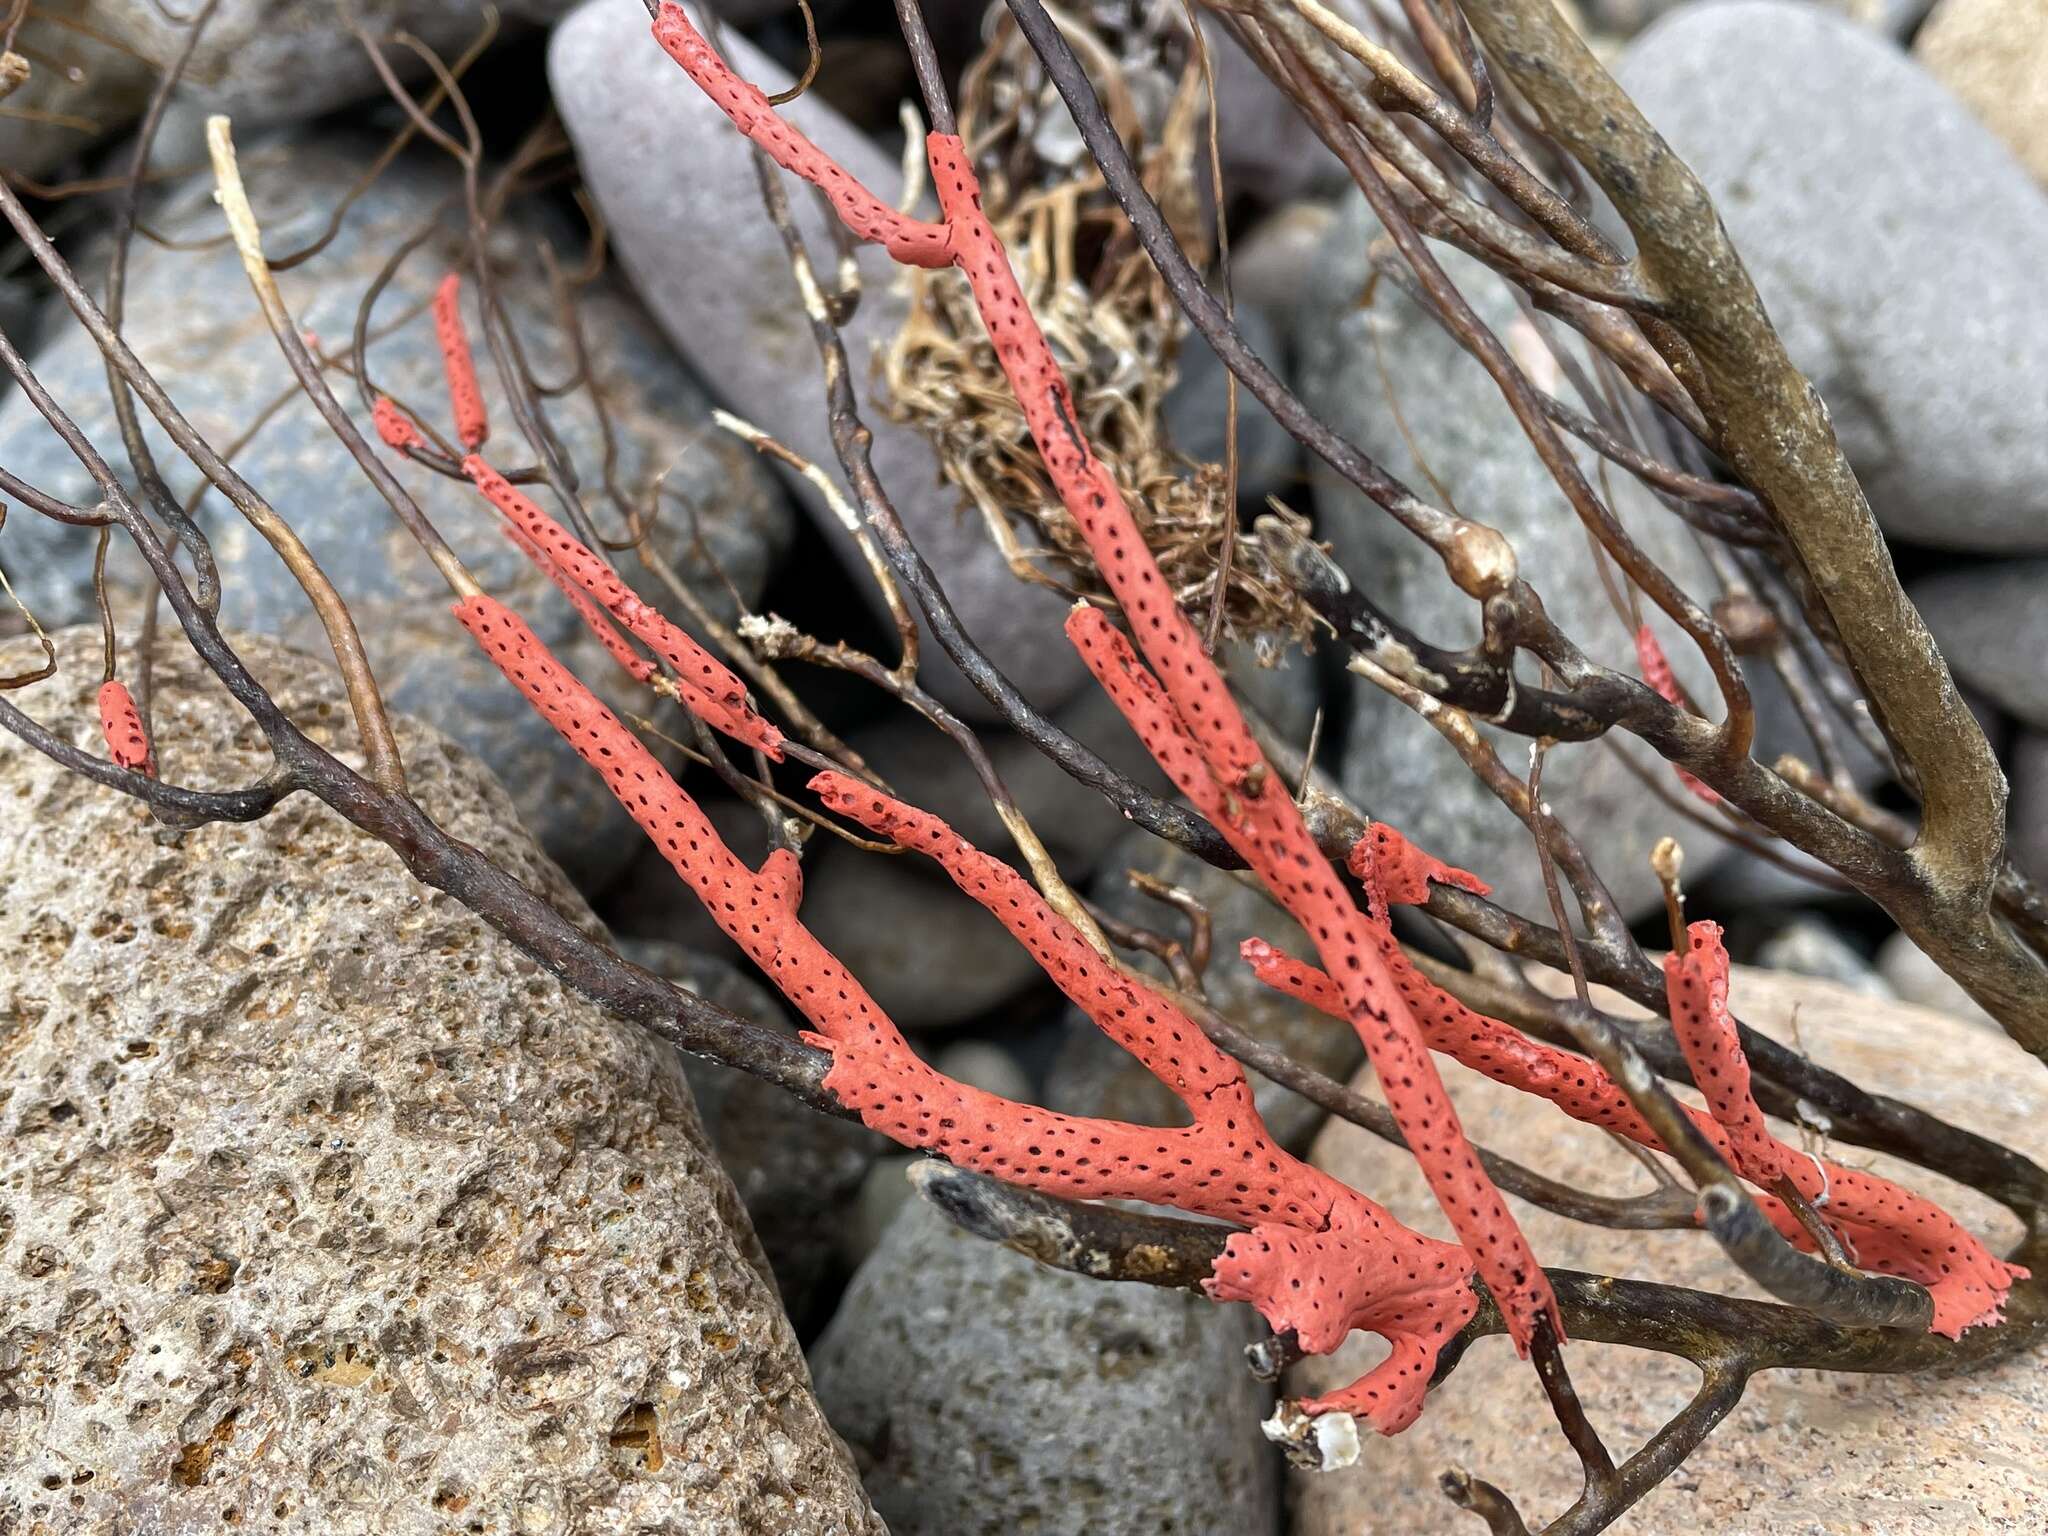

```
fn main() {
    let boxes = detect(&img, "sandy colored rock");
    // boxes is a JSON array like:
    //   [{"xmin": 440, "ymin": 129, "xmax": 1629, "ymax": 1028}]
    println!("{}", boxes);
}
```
[
  {"xmin": 1285, "ymin": 965, "xmax": 2045, "ymax": 1534},
  {"xmin": 0, "ymin": 628, "xmax": 880, "ymax": 1535},
  {"xmin": 1918, "ymin": 0, "xmax": 2048, "ymax": 185}
]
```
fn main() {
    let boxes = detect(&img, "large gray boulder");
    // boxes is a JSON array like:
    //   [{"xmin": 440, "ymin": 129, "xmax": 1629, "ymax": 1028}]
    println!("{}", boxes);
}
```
[
  {"xmin": 0, "ymin": 129, "xmax": 790, "ymax": 890},
  {"xmin": 1288, "ymin": 966, "xmax": 2045, "ymax": 1535},
  {"xmin": 549, "ymin": 0, "xmax": 1090, "ymax": 718},
  {"xmin": 1296, "ymin": 197, "xmax": 1723, "ymax": 922},
  {"xmin": 0, "ymin": 626, "xmax": 882, "ymax": 1535},
  {"xmin": 1618, "ymin": 0, "xmax": 2048, "ymax": 552},
  {"xmin": 1909, "ymin": 559, "xmax": 2048, "ymax": 731},
  {"xmin": 812, "ymin": 1194, "xmax": 1278, "ymax": 1536}
]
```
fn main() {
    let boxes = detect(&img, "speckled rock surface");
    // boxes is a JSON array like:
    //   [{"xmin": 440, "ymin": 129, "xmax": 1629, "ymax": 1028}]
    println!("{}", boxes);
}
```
[
  {"xmin": 1287, "ymin": 967, "xmax": 2046, "ymax": 1536},
  {"xmin": 812, "ymin": 1195, "xmax": 1279, "ymax": 1536},
  {"xmin": 0, "ymin": 627, "xmax": 881, "ymax": 1536},
  {"xmin": 1908, "ymin": 559, "xmax": 2048, "ymax": 731}
]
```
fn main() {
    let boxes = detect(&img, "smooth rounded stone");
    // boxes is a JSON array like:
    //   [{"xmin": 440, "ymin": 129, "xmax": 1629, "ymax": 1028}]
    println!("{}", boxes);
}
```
[
  {"xmin": 1289, "ymin": 966, "xmax": 2044, "ymax": 1536},
  {"xmin": 823, "ymin": 685, "xmax": 1160, "ymax": 885},
  {"xmin": 1753, "ymin": 916, "xmax": 1893, "ymax": 998},
  {"xmin": 1918, "ymin": 0, "xmax": 2048, "ymax": 184},
  {"xmin": 796, "ymin": 844, "xmax": 1050, "ymax": 1030},
  {"xmin": 75, "ymin": 0, "xmax": 578, "ymax": 126},
  {"xmin": 931, "ymin": 1039, "xmax": 1033, "ymax": 1104},
  {"xmin": 812, "ymin": 1195, "xmax": 1279, "ymax": 1536},
  {"xmin": 0, "ymin": 131, "xmax": 790, "ymax": 890},
  {"xmin": 1164, "ymin": 304, "xmax": 1300, "ymax": 506},
  {"xmin": 1296, "ymin": 196, "xmax": 1723, "ymax": 923},
  {"xmin": 843, "ymin": 1154, "xmax": 922, "ymax": 1270},
  {"xmin": 1875, "ymin": 929, "xmax": 2002, "ymax": 1033},
  {"xmin": 0, "ymin": 627, "xmax": 882, "ymax": 1536},
  {"xmin": 2010, "ymin": 731, "xmax": 2048, "ymax": 883},
  {"xmin": 623, "ymin": 938, "xmax": 886, "ymax": 1334},
  {"xmin": 1908, "ymin": 560, "xmax": 2048, "ymax": 730},
  {"xmin": 1048, "ymin": 829, "xmax": 1363, "ymax": 1151},
  {"xmin": 1201, "ymin": 15, "xmax": 1338, "ymax": 206},
  {"xmin": 601, "ymin": 792, "xmax": 778, "ymax": 954},
  {"xmin": 549, "ymin": 0, "xmax": 1090, "ymax": 719},
  {"xmin": 1617, "ymin": 2, "xmax": 2048, "ymax": 553},
  {"xmin": 0, "ymin": 11, "xmax": 156, "ymax": 178}
]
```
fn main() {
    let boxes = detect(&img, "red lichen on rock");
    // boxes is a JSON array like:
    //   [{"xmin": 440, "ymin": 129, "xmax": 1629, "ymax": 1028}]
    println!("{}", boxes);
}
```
[
  {"xmin": 97, "ymin": 680, "xmax": 153, "ymax": 777},
  {"xmin": 371, "ymin": 396, "xmax": 422, "ymax": 454},
  {"xmin": 432, "ymin": 272, "xmax": 489, "ymax": 452},
  {"xmin": 647, "ymin": 0, "xmax": 1560, "ymax": 1384},
  {"xmin": 452, "ymin": 590, "xmax": 1476, "ymax": 1432},
  {"xmin": 1249, "ymin": 827, "xmax": 2023, "ymax": 1336},
  {"xmin": 457, "ymin": 453, "xmax": 778, "ymax": 757},
  {"xmin": 1664, "ymin": 922, "xmax": 2026, "ymax": 1336}
]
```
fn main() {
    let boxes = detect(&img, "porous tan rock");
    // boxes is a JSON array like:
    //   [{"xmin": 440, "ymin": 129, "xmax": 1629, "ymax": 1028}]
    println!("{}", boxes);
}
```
[
  {"xmin": 1918, "ymin": 0, "xmax": 2048, "ymax": 185},
  {"xmin": 1287, "ymin": 967, "xmax": 2046, "ymax": 1535},
  {"xmin": 0, "ymin": 628, "xmax": 881, "ymax": 1535}
]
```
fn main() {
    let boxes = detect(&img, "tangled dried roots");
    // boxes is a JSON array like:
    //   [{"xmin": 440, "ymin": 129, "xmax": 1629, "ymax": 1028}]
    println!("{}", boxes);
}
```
[{"xmin": 880, "ymin": 8, "xmax": 1319, "ymax": 654}]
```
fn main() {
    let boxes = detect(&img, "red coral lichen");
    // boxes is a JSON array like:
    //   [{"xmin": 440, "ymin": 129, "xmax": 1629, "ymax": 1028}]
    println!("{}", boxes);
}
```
[
  {"xmin": 432, "ymin": 272, "xmax": 489, "ymax": 452},
  {"xmin": 97, "ymin": 680, "xmax": 153, "ymax": 777}
]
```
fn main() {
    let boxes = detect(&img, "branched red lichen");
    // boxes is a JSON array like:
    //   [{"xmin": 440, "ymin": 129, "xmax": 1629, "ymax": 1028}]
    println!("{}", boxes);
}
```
[
  {"xmin": 646, "ymin": 0, "xmax": 1557, "ymax": 1385},
  {"xmin": 1249, "ymin": 824, "xmax": 2023, "ymax": 1337},
  {"xmin": 385, "ymin": 5, "xmax": 2019, "ymax": 1442},
  {"xmin": 97, "ymin": 680, "xmax": 153, "ymax": 777},
  {"xmin": 449, "ymin": 590, "xmax": 1474, "ymax": 1432},
  {"xmin": 1635, "ymin": 624, "xmax": 1720, "ymax": 805},
  {"xmin": 432, "ymin": 272, "xmax": 489, "ymax": 452},
  {"xmin": 371, "ymin": 395, "xmax": 422, "ymax": 454}
]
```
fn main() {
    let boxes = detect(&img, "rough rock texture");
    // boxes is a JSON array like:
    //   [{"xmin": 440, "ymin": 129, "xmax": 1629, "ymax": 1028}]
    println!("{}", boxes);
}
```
[
  {"xmin": 1918, "ymin": 0, "xmax": 2048, "ymax": 184},
  {"xmin": 622, "ymin": 938, "xmax": 885, "ymax": 1335},
  {"xmin": 1909, "ymin": 560, "xmax": 2048, "ymax": 731},
  {"xmin": 1050, "ymin": 829, "xmax": 1362, "ymax": 1151},
  {"xmin": 0, "ymin": 628, "xmax": 881, "ymax": 1536},
  {"xmin": 0, "ymin": 131, "xmax": 789, "ymax": 889},
  {"xmin": 812, "ymin": 1196, "xmax": 1279, "ymax": 1536},
  {"xmin": 1618, "ymin": 1, "xmax": 2048, "ymax": 552},
  {"xmin": 1296, "ymin": 199, "xmax": 1722, "ymax": 921},
  {"xmin": 1164, "ymin": 306, "xmax": 1301, "ymax": 511},
  {"xmin": 1288, "ymin": 966, "xmax": 2046, "ymax": 1535},
  {"xmin": 549, "ymin": 0, "xmax": 1089, "ymax": 718}
]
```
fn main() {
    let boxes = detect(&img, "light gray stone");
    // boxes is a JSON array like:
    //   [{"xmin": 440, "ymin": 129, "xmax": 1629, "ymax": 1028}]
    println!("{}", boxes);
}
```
[
  {"xmin": 1050, "ymin": 829, "xmax": 1362, "ymax": 1151},
  {"xmin": 75, "ymin": 0, "xmax": 575, "ymax": 127},
  {"xmin": 931, "ymin": 1040, "xmax": 1033, "ymax": 1104},
  {"xmin": 1164, "ymin": 304, "xmax": 1300, "ymax": 507},
  {"xmin": 0, "ymin": 9, "xmax": 156, "ymax": 179},
  {"xmin": 0, "ymin": 626, "xmax": 881, "ymax": 1535},
  {"xmin": 0, "ymin": 131, "xmax": 790, "ymax": 890},
  {"xmin": 1297, "ymin": 196, "xmax": 1723, "ymax": 922},
  {"xmin": 796, "ymin": 846, "xmax": 1049, "ymax": 1031},
  {"xmin": 1910, "ymin": 560, "xmax": 2048, "ymax": 730},
  {"xmin": 549, "ymin": 0, "xmax": 1090, "ymax": 718},
  {"xmin": 1754, "ymin": 916, "xmax": 1893, "ymax": 998},
  {"xmin": 1618, "ymin": 1, "xmax": 2048, "ymax": 552},
  {"xmin": 812, "ymin": 1195, "xmax": 1279, "ymax": 1536},
  {"xmin": 1289, "ymin": 966, "xmax": 2045, "ymax": 1535},
  {"xmin": 1876, "ymin": 929, "xmax": 2003, "ymax": 1033}
]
